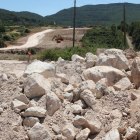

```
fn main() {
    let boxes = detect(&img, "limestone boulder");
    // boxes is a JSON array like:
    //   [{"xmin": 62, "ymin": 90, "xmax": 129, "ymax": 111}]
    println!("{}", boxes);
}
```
[
  {"xmin": 11, "ymin": 99, "xmax": 28, "ymax": 110},
  {"xmin": 52, "ymin": 124, "xmax": 61, "ymax": 134},
  {"xmin": 80, "ymin": 89, "xmax": 96, "ymax": 108},
  {"xmin": 131, "ymin": 57, "xmax": 140, "ymax": 88},
  {"xmin": 73, "ymin": 115, "xmax": 87, "ymax": 126},
  {"xmin": 23, "ymin": 117, "xmax": 39, "ymax": 127},
  {"xmin": 96, "ymin": 53, "xmax": 117, "ymax": 68},
  {"xmin": 23, "ymin": 107, "xmax": 46, "ymax": 118},
  {"xmin": 104, "ymin": 49, "xmax": 129, "ymax": 70},
  {"xmin": 63, "ymin": 92, "xmax": 73, "ymax": 102},
  {"xmin": 113, "ymin": 77, "xmax": 132, "ymax": 91},
  {"xmin": 2, "ymin": 73, "xmax": 8, "ymax": 81},
  {"xmin": 46, "ymin": 92, "xmax": 61, "ymax": 116},
  {"xmin": 24, "ymin": 60, "xmax": 56, "ymax": 78},
  {"xmin": 102, "ymin": 129, "xmax": 120, "ymax": 140},
  {"xmin": 64, "ymin": 84, "xmax": 74, "ymax": 92},
  {"xmin": 24, "ymin": 73, "xmax": 51, "ymax": 98},
  {"xmin": 71, "ymin": 54, "xmax": 85, "ymax": 63},
  {"xmin": 86, "ymin": 52, "xmax": 98, "ymax": 68},
  {"xmin": 28, "ymin": 122, "xmax": 51, "ymax": 140},
  {"xmin": 82, "ymin": 66, "xmax": 126, "ymax": 86}
]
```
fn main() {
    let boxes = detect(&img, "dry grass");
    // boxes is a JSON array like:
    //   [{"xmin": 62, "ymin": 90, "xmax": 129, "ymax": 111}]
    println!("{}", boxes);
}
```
[{"xmin": 0, "ymin": 53, "xmax": 40, "ymax": 61}]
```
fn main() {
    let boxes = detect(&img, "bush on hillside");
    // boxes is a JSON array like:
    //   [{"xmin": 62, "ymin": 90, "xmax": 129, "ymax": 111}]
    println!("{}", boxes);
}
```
[{"xmin": 0, "ymin": 39, "xmax": 7, "ymax": 48}]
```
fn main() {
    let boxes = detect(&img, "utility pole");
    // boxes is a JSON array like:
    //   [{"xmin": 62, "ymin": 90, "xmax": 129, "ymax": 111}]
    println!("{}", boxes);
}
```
[
  {"xmin": 73, "ymin": 0, "xmax": 76, "ymax": 48},
  {"xmin": 123, "ymin": 5, "xmax": 126, "ymax": 50}
]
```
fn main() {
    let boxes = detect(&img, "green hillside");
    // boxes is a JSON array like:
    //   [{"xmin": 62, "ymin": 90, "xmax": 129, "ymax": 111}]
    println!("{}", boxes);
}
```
[
  {"xmin": 45, "ymin": 3, "xmax": 140, "ymax": 27},
  {"xmin": 0, "ymin": 9, "xmax": 52, "ymax": 26}
]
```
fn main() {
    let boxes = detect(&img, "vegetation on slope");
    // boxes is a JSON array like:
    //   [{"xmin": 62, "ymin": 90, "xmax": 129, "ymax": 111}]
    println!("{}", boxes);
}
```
[{"xmin": 45, "ymin": 3, "xmax": 140, "ymax": 27}]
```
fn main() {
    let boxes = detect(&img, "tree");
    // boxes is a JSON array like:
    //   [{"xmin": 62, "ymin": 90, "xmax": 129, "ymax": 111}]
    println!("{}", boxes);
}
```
[
  {"xmin": 0, "ymin": 24, "xmax": 5, "ymax": 32},
  {"xmin": 111, "ymin": 24, "xmax": 117, "ymax": 36}
]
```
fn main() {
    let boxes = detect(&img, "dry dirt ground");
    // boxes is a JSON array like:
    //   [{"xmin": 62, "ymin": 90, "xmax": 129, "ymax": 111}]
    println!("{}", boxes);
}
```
[{"xmin": 0, "ymin": 28, "xmax": 89, "ymax": 52}]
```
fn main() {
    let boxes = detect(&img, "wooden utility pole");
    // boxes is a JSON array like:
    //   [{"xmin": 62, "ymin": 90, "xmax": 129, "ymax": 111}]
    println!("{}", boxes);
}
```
[
  {"xmin": 123, "ymin": 5, "xmax": 126, "ymax": 50},
  {"xmin": 73, "ymin": 0, "xmax": 76, "ymax": 47}
]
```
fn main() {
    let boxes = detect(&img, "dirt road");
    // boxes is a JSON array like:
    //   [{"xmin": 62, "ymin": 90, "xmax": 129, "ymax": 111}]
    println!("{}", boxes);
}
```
[
  {"xmin": 0, "ymin": 28, "xmax": 89, "ymax": 51},
  {"xmin": 126, "ymin": 34, "xmax": 133, "ymax": 49}
]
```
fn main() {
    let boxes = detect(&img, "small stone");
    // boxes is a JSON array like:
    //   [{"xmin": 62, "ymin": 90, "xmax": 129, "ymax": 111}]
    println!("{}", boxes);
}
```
[{"xmin": 125, "ymin": 127, "xmax": 137, "ymax": 139}]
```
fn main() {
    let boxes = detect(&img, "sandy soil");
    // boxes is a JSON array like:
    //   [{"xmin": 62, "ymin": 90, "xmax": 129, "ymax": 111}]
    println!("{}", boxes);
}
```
[
  {"xmin": 0, "ymin": 28, "xmax": 89, "ymax": 51},
  {"xmin": 126, "ymin": 34, "xmax": 134, "ymax": 49}
]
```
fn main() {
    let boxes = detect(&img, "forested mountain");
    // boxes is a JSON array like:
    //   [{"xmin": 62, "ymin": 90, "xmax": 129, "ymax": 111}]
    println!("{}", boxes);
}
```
[
  {"xmin": 45, "ymin": 3, "xmax": 140, "ymax": 27},
  {"xmin": 0, "ymin": 9, "xmax": 53, "ymax": 26},
  {"xmin": 0, "ymin": 3, "xmax": 140, "ymax": 27}
]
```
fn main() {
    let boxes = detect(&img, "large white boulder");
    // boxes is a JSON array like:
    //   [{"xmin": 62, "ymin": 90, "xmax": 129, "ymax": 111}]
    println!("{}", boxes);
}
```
[
  {"xmin": 23, "ymin": 107, "xmax": 46, "ymax": 118},
  {"xmin": 24, "ymin": 73, "xmax": 51, "ymax": 98},
  {"xmin": 102, "ymin": 129, "xmax": 120, "ymax": 140},
  {"xmin": 46, "ymin": 92, "xmax": 61, "ymax": 116},
  {"xmin": 86, "ymin": 52, "xmax": 98, "ymax": 68},
  {"xmin": 28, "ymin": 122, "xmax": 51, "ymax": 140},
  {"xmin": 96, "ymin": 53, "xmax": 117, "ymax": 68},
  {"xmin": 82, "ymin": 66, "xmax": 126, "ymax": 86},
  {"xmin": 131, "ymin": 57, "xmax": 140, "ymax": 88},
  {"xmin": 24, "ymin": 60, "xmax": 56, "ymax": 78},
  {"xmin": 104, "ymin": 49, "xmax": 129, "ymax": 70},
  {"xmin": 71, "ymin": 54, "xmax": 85, "ymax": 63}
]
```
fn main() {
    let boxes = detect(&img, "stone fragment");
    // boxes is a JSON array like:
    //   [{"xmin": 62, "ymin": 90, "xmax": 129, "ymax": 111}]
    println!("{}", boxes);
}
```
[
  {"xmin": 23, "ymin": 107, "xmax": 46, "ymax": 118},
  {"xmin": 80, "ymin": 89, "xmax": 96, "ymax": 108},
  {"xmin": 125, "ymin": 127, "xmax": 137, "ymax": 139},
  {"xmin": 11, "ymin": 99, "xmax": 28, "ymax": 110},
  {"xmin": 52, "ymin": 124, "xmax": 61, "ymax": 134},
  {"xmin": 24, "ymin": 60, "xmax": 56, "ymax": 78},
  {"xmin": 113, "ymin": 77, "xmax": 131, "ymax": 91},
  {"xmin": 74, "ymin": 100, "xmax": 87, "ymax": 109},
  {"xmin": 24, "ymin": 73, "xmax": 51, "ymax": 98},
  {"xmin": 71, "ymin": 104, "xmax": 82, "ymax": 114},
  {"xmin": 95, "ymin": 78, "xmax": 110, "ymax": 99},
  {"xmin": 131, "ymin": 57, "xmax": 140, "ymax": 88},
  {"xmin": 76, "ymin": 128, "xmax": 90, "ymax": 140},
  {"xmin": 102, "ymin": 129, "xmax": 120, "ymax": 140},
  {"xmin": 29, "ymin": 100, "xmax": 38, "ymax": 107},
  {"xmin": 63, "ymin": 92, "xmax": 73, "ymax": 102},
  {"xmin": 56, "ymin": 73, "xmax": 69, "ymax": 84},
  {"xmin": 14, "ymin": 94, "xmax": 29, "ymax": 104},
  {"xmin": 46, "ymin": 92, "xmax": 61, "ymax": 116},
  {"xmin": 2, "ymin": 73, "xmax": 8, "ymax": 81},
  {"xmin": 82, "ymin": 66, "xmax": 126, "ymax": 86},
  {"xmin": 71, "ymin": 54, "xmax": 85, "ymax": 63},
  {"xmin": 62, "ymin": 123, "xmax": 76, "ymax": 140},
  {"xmin": 0, "ymin": 108, "xmax": 3, "ymax": 114},
  {"xmin": 69, "ymin": 74, "xmax": 82, "ymax": 88},
  {"xmin": 86, "ymin": 52, "xmax": 98, "ymax": 68},
  {"xmin": 73, "ymin": 115, "xmax": 87, "ymax": 126},
  {"xmin": 23, "ymin": 117, "xmax": 39, "ymax": 127},
  {"xmin": 28, "ymin": 122, "xmax": 51, "ymax": 140},
  {"xmin": 64, "ymin": 84, "xmax": 74, "ymax": 92}
]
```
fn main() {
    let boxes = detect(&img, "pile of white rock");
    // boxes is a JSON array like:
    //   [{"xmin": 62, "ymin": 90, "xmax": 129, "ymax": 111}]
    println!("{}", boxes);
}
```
[{"xmin": 11, "ymin": 48, "xmax": 140, "ymax": 140}]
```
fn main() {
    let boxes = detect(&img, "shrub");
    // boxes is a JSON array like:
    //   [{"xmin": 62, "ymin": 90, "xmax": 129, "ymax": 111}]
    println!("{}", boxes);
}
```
[
  {"xmin": 0, "ymin": 39, "xmax": 7, "ymax": 48},
  {"xmin": 24, "ymin": 29, "xmax": 30, "ymax": 33},
  {"xmin": 3, "ymin": 35, "xmax": 11, "ymax": 41}
]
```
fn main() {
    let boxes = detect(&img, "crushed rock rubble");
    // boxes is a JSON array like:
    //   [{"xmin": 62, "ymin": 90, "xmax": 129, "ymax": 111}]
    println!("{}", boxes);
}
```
[{"xmin": 0, "ymin": 48, "xmax": 140, "ymax": 140}]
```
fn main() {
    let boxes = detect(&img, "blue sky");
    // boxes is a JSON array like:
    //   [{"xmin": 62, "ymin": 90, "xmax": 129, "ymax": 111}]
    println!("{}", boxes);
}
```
[{"xmin": 0, "ymin": 0, "xmax": 140, "ymax": 16}]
